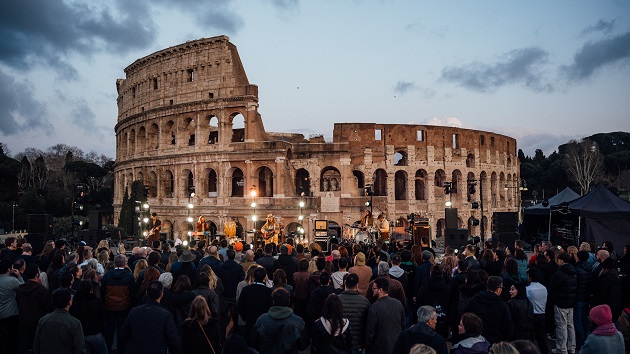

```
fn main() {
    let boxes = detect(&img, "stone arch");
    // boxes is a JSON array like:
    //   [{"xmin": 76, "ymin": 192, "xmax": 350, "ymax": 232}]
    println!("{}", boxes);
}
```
[
  {"xmin": 394, "ymin": 170, "xmax": 407, "ymax": 200},
  {"xmin": 451, "ymin": 169, "xmax": 462, "ymax": 194},
  {"xmin": 184, "ymin": 170, "xmax": 194, "ymax": 196},
  {"xmin": 295, "ymin": 168, "xmax": 311, "ymax": 196},
  {"xmin": 321, "ymin": 166, "xmax": 341, "ymax": 192},
  {"xmin": 138, "ymin": 126, "xmax": 146, "ymax": 153},
  {"xmin": 256, "ymin": 166, "xmax": 274, "ymax": 197},
  {"xmin": 148, "ymin": 171, "xmax": 157, "ymax": 197},
  {"xmin": 202, "ymin": 115, "xmax": 219, "ymax": 144},
  {"xmin": 284, "ymin": 222, "xmax": 304, "ymax": 237},
  {"xmin": 149, "ymin": 123, "xmax": 159, "ymax": 149},
  {"xmin": 163, "ymin": 120, "xmax": 175, "ymax": 146},
  {"xmin": 467, "ymin": 216, "xmax": 479, "ymax": 236},
  {"xmin": 499, "ymin": 172, "xmax": 506, "ymax": 206},
  {"xmin": 373, "ymin": 169, "xmax": 387, "ymax": 196},
  {"xmin": 415, "ymin": 169, "xmax": 427, "ymax": 200},
  {"xmin": 207, "ymin": 169, "xmax": 218, "ymax": 197},
  {"xmin": 136, "ymin": 171, "xmax": 144, "ymax": 185},
  {"xmin": 180, "ymin": 117, "xmax": 195, "ymax": 146},
  {"xmin": 436, "ymin": 218, "xmax": 445, "ymax": 238},
  {"xmin": 121, "ymin": 132, "xmax": 128, "ymax": 158},
  {"xmin": 230, "ymin": 112, "xmax": 245, "ymax": 143},
  {"xmin": 230, "ymin": 168, "xmax": 244, "ymax": 197},
  {"xmin": 434, "ymin": 169, "xmax": 446, "ymax": 187},
  {"xmin": 507, "ymin": 156, "xmax": 512, "ymax": 170},
  {"xmin": 467, "ymin": 172, "xmax": 476, "ymax": 202},
  {"xmin": 466, "ymin": 153, "xmax": 475, "ymax": 168},
  {"xmin": 353, "ymin": 170, "xmax": 365, "ymax": 196},
  {"xmin": 163, "ymin": 170, "xmax": 174, "ymax": 198},
  {"xmin": 394, "ymin": 150, "xmax": 407, "ymax": 166},
  {"xmin": 506, "ymin": 174, "xmax": 513, "ymax": 202},
  {"xmin": 129, "ymin": 129, "xmax": 136, "ymax": 156},
  {"xmin": 491, "ymin": 172, "xmax": 498, "ymax": 207},
  {"xmin": 161, "ymin": 220, "xmax": 173, "ymax": 240}
]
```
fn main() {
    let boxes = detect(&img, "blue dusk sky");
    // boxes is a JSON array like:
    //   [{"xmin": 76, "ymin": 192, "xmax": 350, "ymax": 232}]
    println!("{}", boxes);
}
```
[{"xmin": 1, "ymin": 0, "xmax": 629, "ymax": 159}]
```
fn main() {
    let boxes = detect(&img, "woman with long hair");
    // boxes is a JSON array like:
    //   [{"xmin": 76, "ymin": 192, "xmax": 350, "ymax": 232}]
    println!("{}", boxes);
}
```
[
  {"xmin": 416, "ymin": 264, "xmax": 452, "ymax": 339},
  {"xmin": 166, "ymin": 275, "xmax": 196, "ymax": 337},
  {"xmin": 47, "ymin": 251, "xmax": 65, "ymax": 291},
  {"xmin": 132, "ymin": 259, "xmax": 148, "ymax": 281},
  {"xmin": 97, "ymin": 250, "xmax": 110, "ymax": 271},
  {"xmin": 273, "ymin": 268, "xmax": 293, "ymax": 294},
  {"xmin": 513, "ymin": 249, "xmax": 529, "ymax": 282},
  {"xmin": 182, "ymin": 295, "xmax": 222, "ymax": 354},
  {"xmin": 166, "ymin": 252, "xmax": 178, "ymax": 272},
  {"xmin": 311, "ymin": 294, "xmax": 352, "ymax": 354},
  {"xmin": 499, "ymin": 258, "xmax": 520, "ymax": 302},
  {"xmin": 137, "ymin": 267, "xmax": 161, "ymax": 304},
  {"xmin": 69, "ymin": 280, "xmax": 108, "ymax": 354},
  {"xmin": 451, "ymin": 312, "xmax": 490, "ymax": 354},
  {"xmin": 507, "ymin": 282, "xmax": 534, "ymax": 341}
]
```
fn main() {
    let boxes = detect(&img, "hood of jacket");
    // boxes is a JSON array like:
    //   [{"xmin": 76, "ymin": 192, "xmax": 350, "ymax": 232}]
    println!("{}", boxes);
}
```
[
  {"xmin": 472, "ymin": 290, "xmax": 503, "ymax": 306},
  {"xmin": 268, "ymin": 305, "xmax": 294, "ymax": 320},
  {"xmin": 409, "ymin": 322, "xmax": 438, "ymax": 340},
  {"xmin": 18, "ymin": 280, "xmax": 44, "ymax": 296},
  {"xmin": 389, "ymin": 265, "xmax": 405, "ymax": 278},
  {"xmin": 560, "ymin": 262, "xmax": 576, "ymax": 276},
  {"xmin": 460, "ymin": 283, "xmax": 485, "ymax": 297}
]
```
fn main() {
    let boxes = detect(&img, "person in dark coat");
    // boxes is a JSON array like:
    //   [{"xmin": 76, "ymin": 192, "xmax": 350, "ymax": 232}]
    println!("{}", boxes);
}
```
[
  {"xmin": 307, "ymin": 272, "xmax": 341, "ymax": 325},
  {"xmin": 451, "ymin": 312, "xmax": 491, "ymax": 354},
  {"xmin": 17, "ymin": 264, "xmax": 51, "ymax": 354},
  {"xmin": 172, "ymin": 250, "xmax": 197, "ymax": 285},
  {"xmin": 119, "ymin": 281, "xmax": 180, "ymax": 354},
  {"xmin": 416, "ymin": 264, "xmax": 452, "ymax": 339},
  {"xmin": 338, "ymin": 273, "xmax": 371, "ymax": 352},
  {"xmin": 182, "ymin": 295, "xmax": 222, "ymax": 354},
  {"xmin": 574, "ymin": 250, "xmax": 595, "ymax": 349},
  {"xmin": 311, "ymin": 294, "xmax": 352, "ymax": 354},
  {"xmin": 391, "ymin": 305, "xmax": 448, "ymax": 354},
  {"xmin": 365, "ymin": 277, "xmax": 406, "ymax": 354},
  {"xmin": 192, "ymin": 272, "xmax": 221, "ymax": 319},
  {"xmin": 413, "ymin": 251, "xmax": 433, "ymax": 295},
  {"xmin": 592, "ymin": 258, "xmax": 623, "ymax": 321},
  {"xmin": 549, "ymin": 252, "xmax": 578, "ymax": 354},
  {"xmin": 507, "ymin": 281, "xmax": 534, "ymax": 341},
  {"xmin": 69, "ymin": 280, "xmax": 108, "ymax": 354},
  {"xmin": 465, "ymin": 275, "xmax": 513, "ymax": 344},
  {"xmin": 274, "ymin": 245, "xmax": 298, "ymax": 286},
  {"xmin": 217, "ymin": 249, "xmax": 245, "ymax": 332},
  {"xmin": 33, "ymin": 288, "xmax": 85, "ymax": 354},
  {"xmin": 237, "ymin": 266, "xmax": 273, "ymax": 342},
  {"xmin": 164, "ymin": 275, "xmax": 196, "ymax": 338}
]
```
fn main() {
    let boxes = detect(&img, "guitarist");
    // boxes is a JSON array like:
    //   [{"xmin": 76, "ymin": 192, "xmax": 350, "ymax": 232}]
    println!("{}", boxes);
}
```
[
  {"xmin": 260, "ymin": 214, "xmax": 279, "ymax": 245},
  {"xmin": 148, "ymin": 212, "xmax": 161, "ymax": 246}
]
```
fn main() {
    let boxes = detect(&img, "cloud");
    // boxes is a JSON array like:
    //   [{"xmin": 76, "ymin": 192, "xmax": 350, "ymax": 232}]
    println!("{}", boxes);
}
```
[
  {"xmin": 271, "ymin": 0, "xmax": 300, "ymax": 10},
  {"xmin": 440, "ymin": 47, "xmax": 553, "ymax": 93},
  {"xmin": 560, "ymin": 31, "xmax": 630, "ymax": 82},
  {"xmin": 153, "ymin": 0, "xmax": 244, "ymax": 33},
  {"xmin": 581, "ymin": 19, "xmax": 616, "ymax": 36},
  {"xmin": 393, "ymin": 81, "xmax": 436, "ymax": 98},
  {"xmin": 0, "ymin": 69, "xmax": 52, "ymax": 135},
  {"xmin": 424, "ymin": 117, "xmax": 464, "ymax": 128}
]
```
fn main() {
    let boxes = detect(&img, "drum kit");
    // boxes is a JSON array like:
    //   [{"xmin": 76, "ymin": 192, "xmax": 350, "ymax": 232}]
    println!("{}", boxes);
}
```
[{"xmin": 343, "ymin": 224, "xmax": 379, "ymax": 244}]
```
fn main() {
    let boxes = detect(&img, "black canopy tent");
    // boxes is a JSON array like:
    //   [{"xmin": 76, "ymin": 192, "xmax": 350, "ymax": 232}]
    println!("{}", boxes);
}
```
[
  {"xmin": 524, "ymin": 187, "xmax": 581, "ymax": 216},
  {"xmin": 567, "ymin": 184, "xmax": 630, "ymax": 250},
  {"xmin": 522, "ymin": 187, "xmax": 581, "ymax": 244}
]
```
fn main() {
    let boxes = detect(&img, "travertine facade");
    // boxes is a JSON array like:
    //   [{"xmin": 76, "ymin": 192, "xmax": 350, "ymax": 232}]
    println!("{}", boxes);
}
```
[{"xmin": 113, "ymin": 36, "xmax": 520, "ymax": 243}]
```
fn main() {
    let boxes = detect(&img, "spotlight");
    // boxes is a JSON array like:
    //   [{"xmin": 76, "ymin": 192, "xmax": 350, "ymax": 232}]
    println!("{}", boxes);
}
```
[
  {"xmin": 187, "ymin": 203, "xmax": 194, "ymax": 209},
  {"xmin": 298, "ymin": 215, "xmax": 303, "ymax": 221},
  {"xmin": 187, "ymin": 217, "xmax": 193, "ymax": 223},
  {"xmin": 252, "ymin": 215, "xmax": 258, "ymax": 221},
  {"xmin": 251, "ymin": 202, "xmax": 257, "ymax": 208},
  {"xmin": 445, "ymin": 201, "xmax": 452, "ymax": 207},
  {"xmin": 143, "ymin": 217, "xmax": 149, "ymax": 223},
  {"xmin": 183, "ymin": 240, "xmax": 188, "ymax": 247}
]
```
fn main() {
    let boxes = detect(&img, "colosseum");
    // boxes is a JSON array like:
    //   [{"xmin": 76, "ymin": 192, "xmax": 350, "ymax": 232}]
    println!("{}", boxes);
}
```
[{"xmin": 113, "ymin": 35, "xmax": 520, "ymax": 247}]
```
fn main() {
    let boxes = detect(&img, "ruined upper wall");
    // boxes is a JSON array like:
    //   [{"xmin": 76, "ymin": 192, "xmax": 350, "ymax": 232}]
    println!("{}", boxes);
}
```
[{"xmin": 116, "ymin": 35, "xmax": 257, "ymax": 122}]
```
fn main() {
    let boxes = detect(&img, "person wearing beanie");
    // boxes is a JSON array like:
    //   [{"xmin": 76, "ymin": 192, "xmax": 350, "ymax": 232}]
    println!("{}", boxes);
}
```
[
  {"xmin": 580, "ymin": 304, "xmax": 625, "ymax": 354},
  {"xmin": 349, "ymin": 252, "xmax": 373, "ymax": 296}
]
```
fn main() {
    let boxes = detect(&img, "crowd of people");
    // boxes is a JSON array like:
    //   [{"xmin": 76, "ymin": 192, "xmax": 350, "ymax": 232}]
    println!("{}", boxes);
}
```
[{"xmin": 0, "ymin": 234, "xmax": 629, "ymax": 354}]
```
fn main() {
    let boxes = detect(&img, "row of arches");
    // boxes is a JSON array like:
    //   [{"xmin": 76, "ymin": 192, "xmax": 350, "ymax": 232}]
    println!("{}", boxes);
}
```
[{"xmin": 118, "ymin": 113, "xmax": 246, "ymax": 159}]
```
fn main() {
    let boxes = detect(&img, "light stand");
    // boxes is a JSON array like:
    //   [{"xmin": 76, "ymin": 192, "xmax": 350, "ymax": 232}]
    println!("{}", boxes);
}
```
[{"xmin": 186, "ymin": 191, "xmax": 195, "ymax": 247}]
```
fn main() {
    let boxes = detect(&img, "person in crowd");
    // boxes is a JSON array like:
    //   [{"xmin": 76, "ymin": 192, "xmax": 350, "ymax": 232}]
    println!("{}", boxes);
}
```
[
  {"xmin": 217, "ymin": 248, "xmax": 245, "ymax": 335},
  {"xmin": 0, "ymin": 258, "xmax": 24, "ymax": 353},
  {"xmin": 173, "ymin": 250, "xmax": 197, "ymax": 285},
  {"xmin": 166, "ymin": 274, "xmax": 196, "ymax": 338},
  {"xmin": 525, "ymin": 267, "xmax": 549, "ymax": 354},
  {"xmin": 33, "ymin": 288, "xmax": 85, "ymax": 354},
  {"xmin": 415, "ymin": 263, "xmax": 451, "ymax": 339},
  {"xmin": 193, "ymin": 272, "xmax": 221, "ymax": 320},
  {"xmin": 574, "ymin": 250, "xmax": 594, "ymax": 349},
  {"xmin": 238, "ymin": 266, "xmax": 273, "ymax": 342},
  {"xmin": 199, "ymin": 245, "xmax": 223, "ymax": 274},
  {"xmin": 414, "ymin": 251, "xmax": 434, "ymax": 295},
  {"xmin": 311, "ymin": 294, "xmax": 353, "ymax": 354},
  {"xmin": 619, "ymin": 305, "xmax": 630, "ymax": 353},
  {"xmin": 119, "ymin": 281, "xmax": 180, "ymax": 354},
  {"xmin": 182, "ymin": 295, "xmax": 222, "ymax": 354},
  {"xmin": 240, "ymin": 249, "xmax": 256, "ymax": 272},
  {"xmin": 250, "ymin": 288, "xmax": 309, "ymax": 353},
  {"xmin": 17, "ymin": 263, "xmax": 50, "ymax": 354},
  {"xmin": 499, "ymin": 258, "xmax": 521, "ymax": 302},
  {"xmin": 256, "ymin": 243, "xmax": 276, "ymax": 278},
  {"xmin": 549, "ymin": 252, "xmax": 577, "ymax": 354},
  {"xmin": 580, "ymin": 304, "xmax": 625, "ymax": 354},
  {"xmin": 348, "ymin": 252, "xmax": 372, "ymax": 296},
  {"xmin": 132, "ymin": 259, "xmax": 148, "ymax": 281},
  {"xmin": 339, "ymin": 273, "xmax": 370, "ymax": 354},
  {"xmin": 392, "ymin": 305, "xmax": 448, "ymax": 354},
  {"xmin": 507, "ymin": 281, "xmax": 534, "ymax": 341},
  {"xmin": 367, "ymin": 261, "xmax": 406, "ymax": 306},
  {"xmin": 136, "ymin": 267, "xmax": 161, "ymax": 304},
  {"xmin": 365, "ymin": 277, "xmax": 406, "ymax": 354},
  {"xmin": 275, "ymin": 245, "xmax": 298, "ymax": 286},
  {"xmin": 293, "ymin": 258, "xmax": 311, "ymax": 321},
  {"xmin": 273, "ymin": 269, "xmax": 293, "ymax": 294},
  {"xmin": 69, "ymin": 280, "xmax": 108, "ymax": 354},
  {"xmin": 308, "ymin": 271, "xmax": 341, "ymax": 325},
  {"xmin": 593, "ymin": 257, "xmax": 623, "ymax": 321},
  {"xmin": 451, "ymin": 312, "xmax": 491, "ymax": 354},
  {"xmin": 47, "ymin": 252, "xmax": 65, "ymax": 292},
  {"xmin": 466, "ymin": 275, "xmax": 513, "ymax": 344},
  {"xmin": 101, "ymin": 253, "xmax": 134, "ymax": 352},
  {"xmin": 489, "ymin": 341, "xmax": 519, "ymax": 354},
  {"xmin": 332, "ymin": 257, "xmax": 350, "ymax": 289}
]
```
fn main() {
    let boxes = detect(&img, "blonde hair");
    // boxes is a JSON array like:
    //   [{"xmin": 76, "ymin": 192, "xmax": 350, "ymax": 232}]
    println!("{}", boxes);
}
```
[
  {"xmin": 186, "ymin": 295, "xmax": 212, "ymax": 325},
  {"xmin": 410, "ymin": 344, "xmax": 436, "ymax": 354},
  {"xmin": 133, "ymin": 259, "xmax": 148, "ymax": 280}
]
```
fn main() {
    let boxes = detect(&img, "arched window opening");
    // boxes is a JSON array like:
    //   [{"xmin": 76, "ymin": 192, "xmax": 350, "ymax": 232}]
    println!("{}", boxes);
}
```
[
  {"xmin": 295, "ymin": 168, "xmax": 311, "ymax": 196},
  {"xmin": 148, "ymin": 171, "xmax": 157, "ymax": 198},
  {"xmin": 138, "ymin": 127, "xmax": 146, "ymax": 153},
  {"xmin": 394, "ymin": 151, "xmax": 407, "ymax": 166},
  {"xmin": 231, "ymin": 113, "xmax": 245, "ymax": 143},
  {"xmin": 129, "ymin": 129, "xmax": 136, "ymax": 156},
  {"xmin": 434, "ymin": 169, "xmax": 446, "ymax": 187},
  {"xmin": 163, "ymin": 120, "xmax": 175, "ymax": 146},
  {"xmin": 466, "ymin": 153, "xmax": 475, "ymax": 168},
  {"xmin": 321, "ymin": 167, "xmax": 341, "ymax": 192},
  {"xmin": 208, "ymin": 116, "xmax": 219, "ymax": 144},
  {"xmin": 187, "ymin": 171, "xmax": 194, "ymax": 196},
  {"xmin": 258, "ymin": 167, "xmax": 274, "ymax": 197},
  {"xmin": 231, "ymin": 168, "xmax": 244, "ymax": 197},
  {"xmin": 164, "ymin": 170, "xmax": 174, "ymax": 198},
  {"xmin": 373, "ymin": 169, "xmax": 387, "ymax": 196},
  {"xmin": 451, "ymin": 170, "xmax": 461, "ymax": 194},
  {"xmin": 394, "ymin": 170, "xmax": 407, "ymax": 200},
  {"xmin": 149, "ymin": 123, "xmax": 159, "ymax": 150},
  {"xmin": 353, "ymin": 170, "xmax": 365, "ymax": 196},
  {"xmin": 467, "ymin": 172, "xmax": 476, "ymax": 202},
  {"xmin": 208, "ymin": 169, "xmax": 218, "ymax": 197},
  {"xmin": 415, "ymin": 170, "xmax": 426, "ymax": 200}
]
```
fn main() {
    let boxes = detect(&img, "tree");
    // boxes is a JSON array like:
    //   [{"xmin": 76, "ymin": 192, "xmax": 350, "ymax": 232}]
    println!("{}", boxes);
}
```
[{"xmin": 563, "ymin": 139, "xmax": 604, "ymax": 195}]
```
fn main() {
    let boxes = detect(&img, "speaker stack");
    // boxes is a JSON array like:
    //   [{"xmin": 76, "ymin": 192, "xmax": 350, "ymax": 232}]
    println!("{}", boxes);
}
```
[
  {"xmin": 445, "ymin": 228, "xmax": 469, "ymax": 250},
  {"xmin": 492, "ymin": 212, "xmax": 519, "ymax": 245},
  {"xmin": 445, "ymin": 208, "xmax": 459, "ymax": 229},
  {"xmin": 314, "ymin": 220, "xmax": 329, "ymax": 253},
  {"xmin": 27, "ymin": 214, "xmax": 53, "ymax": 255}
]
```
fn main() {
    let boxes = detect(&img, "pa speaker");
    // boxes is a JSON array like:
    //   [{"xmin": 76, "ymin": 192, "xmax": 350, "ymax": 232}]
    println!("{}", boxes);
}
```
[
  {"xmin": 28, "ymin": 214, "xmax": 53, "ymax": 235},
  {"xmin": 445, "ymin": 228, "xmax": 468, "ymax": 250},
  {"xmin": 445, "ymin": 208, "xmax": 459, "ymax": 229},
  {"xmin": 88, "ymin": 210, "xmax": 102, "ymax": 231},
  {"xmin": 413, "ymin": 225, "xmax": 430, "ymax": 246},
  {"xmin": 494, "ymin": 232, "xmax": 519, "ymax": 246},
  {"xmin": 78, "ymin": 230, "xmax": 105, "ymax": 248},
  {"xmin": 315, "ymin": 240, "xmax": 329, "ymax": 253},
  {"xmin": 26, "ymin": 233, "xmax": 48, "ymax": 255}
]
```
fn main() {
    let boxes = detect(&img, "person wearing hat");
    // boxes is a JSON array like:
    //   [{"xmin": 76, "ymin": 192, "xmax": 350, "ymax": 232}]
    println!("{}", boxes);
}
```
[
  {"xmin": 172, "ymin": 250, "xmax": 197, "ymax": 285},
  {"xmin": 366, "ymin": 261, "xmax": 406, "ymax": 308},
  {"xmin": 261, "ymin": 214, "xmax": 280, "ymax": 245},
  {"xmin": 234, "ymin": 242, "xmax": 244, "ymax": 264},
  {"xmin": 580, "ymin": 304, "xmax": 624, "ymax": 354},
  {"xmin": 348, "ymin": 252, "xmax": 373, "ymax": 296}
]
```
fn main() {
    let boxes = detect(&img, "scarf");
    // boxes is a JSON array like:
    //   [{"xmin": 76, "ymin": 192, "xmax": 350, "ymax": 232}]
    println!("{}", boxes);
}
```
[{"xmin": 592, "ymin": 322, "xmax": 619, "ymax": 336}]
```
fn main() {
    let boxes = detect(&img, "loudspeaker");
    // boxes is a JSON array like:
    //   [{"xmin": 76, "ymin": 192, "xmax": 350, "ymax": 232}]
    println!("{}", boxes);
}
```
[
  {"xmin": 26, "ymin": 233, "xmax": 48, "ymax": 255},
  {"xmin": 445, "ymin": 208, "xmax": 459, "ymax": 229},
  {"xmin": 493, "ymin": 232, "xmax": 519, "ymax": 246},
  {"xmin": 28, "ymin": 214, "xmax": 53, "ymax": 235},
  {"xmin": 492, "ymin": 212, "xmax": 518, "ymax": 233},
  {"xmin": 78, "ymin": 230, "xmax": 105, "ymax": 248},
  {"xmin": 412, "ymin": 225, "xmax": 430, "ymax": 246},
  {"xmin": 315, "ymin": 240, "xmax": 329, "ymax": 253},
  {"xmin": 445, "ymin": 228, "xmax": 469, "ymax": 250},
  {"xmin": 89, "ymin": 210, "xmax": 102, "ymax": 231}
]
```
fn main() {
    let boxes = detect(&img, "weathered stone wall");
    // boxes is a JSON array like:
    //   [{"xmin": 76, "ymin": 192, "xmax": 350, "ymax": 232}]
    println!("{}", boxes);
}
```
[{"xmin": 114, "ymin": 36, "xmax": 520, "ymax": 243}]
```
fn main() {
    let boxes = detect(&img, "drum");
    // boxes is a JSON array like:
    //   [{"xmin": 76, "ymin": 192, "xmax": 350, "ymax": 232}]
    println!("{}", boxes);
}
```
[
  {"xmin": 224, "ymin": 221, "xmax": 236, "ymax": 238},
  {"xmin": 355, "ymin": 231, "xmax": 369, "ymax": 244},
  {"xmin": 368, "ymin": 227, "xmax": 379, "ymax": 239},
  {"xmin": 343, "ymin": 227, "xmax": 360, "ymax": 240}
]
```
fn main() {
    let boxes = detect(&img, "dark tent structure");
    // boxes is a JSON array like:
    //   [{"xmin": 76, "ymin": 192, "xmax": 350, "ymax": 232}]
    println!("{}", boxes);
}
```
[
  {"xmin": 567, "ymin": 184, "xmax": 630, "ymax": 250},
  {"xmin": 524, "ymin": 187, "xmax": 581, "ymax": 215}
]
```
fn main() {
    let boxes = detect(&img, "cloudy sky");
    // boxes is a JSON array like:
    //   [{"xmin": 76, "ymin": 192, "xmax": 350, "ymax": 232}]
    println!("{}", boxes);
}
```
[{"xmin": 1, "ymin": 0, "xmax": 629, "ymax": 159}]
